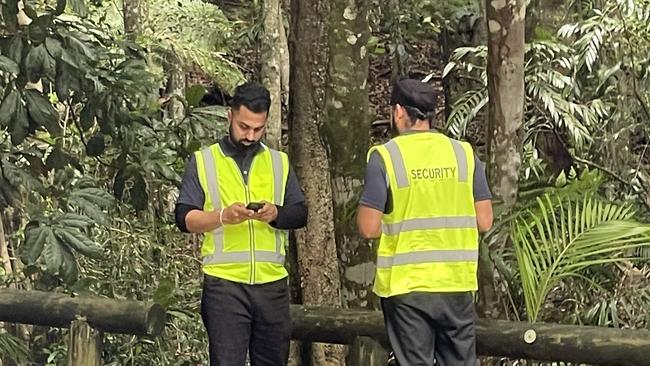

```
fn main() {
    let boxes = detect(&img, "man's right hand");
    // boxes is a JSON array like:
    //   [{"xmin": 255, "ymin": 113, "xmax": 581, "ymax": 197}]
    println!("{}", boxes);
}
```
[{"xmin": 221, "ymin": 203, "xmax": 255, "ymax": 225}]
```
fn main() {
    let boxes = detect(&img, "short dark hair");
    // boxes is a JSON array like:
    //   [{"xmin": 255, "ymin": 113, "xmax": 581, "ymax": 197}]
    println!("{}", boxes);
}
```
[{"xmin": 229, "ymin": 81, "xmax": 271, "ymax": 113}]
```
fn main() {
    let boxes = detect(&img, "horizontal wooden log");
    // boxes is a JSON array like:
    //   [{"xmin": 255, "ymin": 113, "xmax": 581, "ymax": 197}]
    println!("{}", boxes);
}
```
[
  {"xmin": 290, "ymin": 305, "xmax": 650, "ymax": 366},
  {"xmin": 0, "ymin": 289, "xmax": 165, "ymax": 336}
]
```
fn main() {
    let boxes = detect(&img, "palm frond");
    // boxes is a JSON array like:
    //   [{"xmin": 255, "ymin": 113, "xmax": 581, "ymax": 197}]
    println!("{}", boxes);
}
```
[
  {"xmin": 446, "ymin": 88, "xmax": 487, "ymax": 139},
  {"xmin": 513, "ymin": 193, "xmax": 650, "ymax": 322},
  {"xmin": 0, "ymin": 331, "xmax": 29, "ymax": 365}
]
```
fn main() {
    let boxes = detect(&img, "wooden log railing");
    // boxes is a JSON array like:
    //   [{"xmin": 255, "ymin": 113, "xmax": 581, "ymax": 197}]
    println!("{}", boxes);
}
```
[
  {"xmin": 290, "ymin": 305, "xmax": 650, "ymax": 366},
  {"xmin": 0, "ymin": 289, "xmax": 166, "ymax": 366},
  {"xmin": 3, "ymin": 290, "xmax": 650, "ymax": 366}
]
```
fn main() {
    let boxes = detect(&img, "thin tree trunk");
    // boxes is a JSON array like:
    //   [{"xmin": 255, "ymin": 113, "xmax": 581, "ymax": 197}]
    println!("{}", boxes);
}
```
[
  {"xmin": 483, "ymin": 0, "xmax": 525, "ymax": 317},
  {"xmin": 289, "ymin": 0, "xmax": 344, "ymax": 364},
  {"xmin": 123, "ymin": 0, "xmax": 142, "ymax": 41},
  {"xmin": 325, "ymin": 0, "xmax": 374, "ymax": 313},
  {"xmin": 164, "ymin": 51, "xmax": 186, "ymax": 120},
  {"xmin": 261, "ymin": 0, "xmax": 284, "ymax": 149}
]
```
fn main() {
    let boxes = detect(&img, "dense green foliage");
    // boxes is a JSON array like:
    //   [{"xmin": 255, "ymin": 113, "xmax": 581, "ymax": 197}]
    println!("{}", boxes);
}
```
[{"xmin": 1, "ymin": 0, "xmax": 649, "ymax": 364}]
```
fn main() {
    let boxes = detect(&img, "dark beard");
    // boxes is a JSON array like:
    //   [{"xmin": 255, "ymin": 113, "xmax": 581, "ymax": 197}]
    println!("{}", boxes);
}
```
[{"xmin": 228, "ymin": 125, "xmax": 259, "ymax": 151}]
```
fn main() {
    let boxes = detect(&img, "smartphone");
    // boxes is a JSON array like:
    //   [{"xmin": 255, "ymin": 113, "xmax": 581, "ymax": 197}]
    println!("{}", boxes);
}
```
[{"xmin": 246, "ymin": 202, "xmax": 265, "ymax": 212}]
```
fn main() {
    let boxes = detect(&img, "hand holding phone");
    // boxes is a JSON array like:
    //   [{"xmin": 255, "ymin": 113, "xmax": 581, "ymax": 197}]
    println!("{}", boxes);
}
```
[{"xmin": 246, "ymin": 202, "xmax": 265, "ymax": 212}]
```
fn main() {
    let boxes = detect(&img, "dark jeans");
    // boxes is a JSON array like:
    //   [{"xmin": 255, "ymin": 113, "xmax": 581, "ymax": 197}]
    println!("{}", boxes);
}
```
[
  {"xmin": 381, "ymin": 292, "xmax": 476, "ymax": 366},
  {"xmin": 201, "ymin": 275, "xmax": 291, "ymax": 366}
]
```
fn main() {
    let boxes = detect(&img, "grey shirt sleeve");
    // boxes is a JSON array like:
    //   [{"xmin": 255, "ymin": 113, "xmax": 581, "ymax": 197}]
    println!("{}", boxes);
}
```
[
  {"xmin": 473, "ymin": 155, "xmax": 492, "ymax": 201},
  {"xmin": 358, "ymin": 151, "xmax": 492, "ymax": 214},
  {"xmin": 359, "ymin": 151, "xmax": 389, "ymax": 212}
]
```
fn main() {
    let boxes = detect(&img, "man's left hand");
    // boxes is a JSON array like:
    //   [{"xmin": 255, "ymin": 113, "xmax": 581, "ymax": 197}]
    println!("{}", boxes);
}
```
[{"xmin": 252, "ymin": 201, "xmax": 278, "ymax": 223}]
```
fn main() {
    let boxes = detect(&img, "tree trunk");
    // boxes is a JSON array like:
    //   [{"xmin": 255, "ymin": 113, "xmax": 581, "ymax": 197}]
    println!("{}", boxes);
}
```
[
  {"xmin": 482, "ymin": 0, "xmax": 525, "ymax": 318},
  {"xmin": 164, "ymin": 51, "xmax": 186, "ymax": 120},
  {"xmin": 261, "ymin": 0, "xmax": 284, "ymax": 149},
  {"xmin": 123, "ymin": 0, "xmax": 142, "ymax": 41},
  {"xmin": 68, "ymin": 319, "xmax": 102, "ymax": 366},
  {"xmin": 325, "ymin": 0, "xmax": 374, "ymax": 313},
  {"xmin": 289, "ymin": 305, "xmax": 650, "ymax": 366},
  {"xmin": 289, "ymin": 1, "xmax": 344, "ymax": 364},
  {"xmin": 0, "ymin": 289, "xmax": 166, "ymax": 336}
]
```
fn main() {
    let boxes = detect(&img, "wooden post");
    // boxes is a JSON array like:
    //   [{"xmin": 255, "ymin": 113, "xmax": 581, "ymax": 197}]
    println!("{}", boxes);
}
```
[
  {"xmin": 68, "ymin": 318, "xmax": 102, "ymax": 366},
  {"xmin": 347, "ymin": 336, "xmax": 389, "ymax": 366}
]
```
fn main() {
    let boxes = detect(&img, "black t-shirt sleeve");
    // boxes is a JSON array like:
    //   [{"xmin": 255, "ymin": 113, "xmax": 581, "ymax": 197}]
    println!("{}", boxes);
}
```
[{"xmin": 176, "ymin": 155, "xmax": 206, "ymax": 208}]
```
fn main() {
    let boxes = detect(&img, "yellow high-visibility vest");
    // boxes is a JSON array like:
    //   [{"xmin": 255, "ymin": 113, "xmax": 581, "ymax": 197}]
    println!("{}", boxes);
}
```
[
  {"xmin": 195, "ymin": 143, "xmax": 290, "ymax": 284},
  {"xmin": 369, "ymin": 132, "xmax": 478, "ymax": 297}
]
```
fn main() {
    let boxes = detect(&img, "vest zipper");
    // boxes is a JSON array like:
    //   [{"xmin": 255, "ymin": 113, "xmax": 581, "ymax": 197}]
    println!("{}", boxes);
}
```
[{"xmin": 233, "ymin": 155, "xmax": 258, "ymax": 285}]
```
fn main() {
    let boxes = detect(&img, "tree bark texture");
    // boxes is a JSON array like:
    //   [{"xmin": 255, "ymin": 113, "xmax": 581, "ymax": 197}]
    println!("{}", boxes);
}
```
[
  {"xmin": 324, "ymin": 0, "xmax": 375, "ymax": 311},
  {"xmin": 290, "ymin": 305, "xmax": 650, "ymax": 366},
  {"xmin": 261, "ymin": 0, "xmax": 284, "ymax": 149},
  {"xmin": 485, "ymin": 0, "xmax": 525, "ymax": 209},
  {"xmin": 289, "ymin": 0, "xmax": 344, "ymax": 364},
  {"xmin": 481, "ymin": 0, "xmax": 525, "ymax": 319},
  {"xmin": 123, "ymin": 0, "xmax": 142, "ymax": 41},
  {"xmin": 164, "ymin": 51, "xmax": 186, "ymax": 120},
  {"xmin": 0, "ymin": 289, "xmax": 166, "ymax": 336},
  {"xmin": 68, "ymin": 319, "xmax": 102, "ymax": 366}
]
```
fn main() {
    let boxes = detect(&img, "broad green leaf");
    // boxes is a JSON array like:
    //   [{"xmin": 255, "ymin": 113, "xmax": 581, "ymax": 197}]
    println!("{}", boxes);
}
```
[
  {"xmin": 45, "ymin": 147, "xmax": 68, "ymax": 170},
  {"xmin": 0, "ymin": 55, "xmax": 19, "ymax": 74},
  {"xmin": 59, "ymin": 244, "xmax": 79, "ymax": 284},
  {"xmin": 21, "ymin": 225, "xmax": 51, "ymax": 264},
  {"xmin": 42, "ymin": 234, "xmax": 63, "ymax": 275},
  {"xmin": 65, "ymin": 34, "xmax": 95, "ymax": 60},
  {"xmin": 58, "ymin": 213, "xmax": 94, "ymax": 229},
  {"xmin": 45, "ymin": 37, "xmax": 63, "ymax": 59},
  {"xmin": 25, "ymin": 45, "xmax": 47, "ymax": 82},
  {"xmin": 55, "ymin": 227, "xmax": 103, "ymax": 259},
  {"xmin": 186, "ymin": 85, "xmax": 207, "ymax": 107},
  {"xmin": 2, "ymin": 0, "xmax": 19, "ymax": 31},
  {"xmin": 55, "ymin": 0, "xmax": 67, "ymax": 15},
  {"xmin": 0, "ymin": 89, "xmax": 19, "ymax": 127},
  {"xmin": 79, "ymin": 101, "xmax": 96, "ymax": 130},
  {"xmin": 70, "ymin": 188, "xmax": 114, "ymax": 209},
  {"xmin": 86, "ymin": 134, "xmax": 105, "ymax": 157},
  {"xmin": 24, "ymin": 90, "xmax": 61, "ymax": 135},
  {"xmin": 6, "ymin": 35, "xmax": 23, "ymax": 64},
  {"xmin": 10, "ymin": 100, "xmax": 29, "ymax": 145}
]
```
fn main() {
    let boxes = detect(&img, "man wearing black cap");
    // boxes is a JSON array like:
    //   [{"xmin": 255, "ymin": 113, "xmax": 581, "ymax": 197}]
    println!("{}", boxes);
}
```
[{"xmin": 357, "ymin": 78, "xmax": 493, "ymax": 366}]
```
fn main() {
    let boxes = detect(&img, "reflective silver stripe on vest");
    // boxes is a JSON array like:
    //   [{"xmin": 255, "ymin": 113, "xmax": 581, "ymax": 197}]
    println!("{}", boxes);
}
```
[
  {"xmin": 204, "ymin": 251, "xmax": 285, "ymax": 264},
  {"xmin": 382, "ymin": 216, "xmax": 476, "ymax": 235},
  {"xmin": 385, "ymin": 140, "xmax": 409, "ymax": 188},
  {"xmin": 450, "ymin": 139, "xmax": 468, "ymax": 183},
  {"xmin": 386, "ymin": 137, "xmax": 469, "ymax": 185},
  {"xmin": 269, "ymin": 149, "xmax": 284, "ymax": 204},
  {"xmin": 202, "ymin": 148, "xmax": 225, "ymax": 259},
  {"xmin": 269, "ymin": 149, "xmax": 285, "ymax": 254},
  {"xmin": 202, "ymin": 146, "xmax": 285, "ymax": 266},
  {"xmin": 376, "ymin": 249, "xmax": 478, "ymax": 268}
]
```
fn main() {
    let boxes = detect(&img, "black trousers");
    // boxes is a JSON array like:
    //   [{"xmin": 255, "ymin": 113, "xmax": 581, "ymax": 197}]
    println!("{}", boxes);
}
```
[
  {"xmin": 201, "ymin": 275, "xmax": 291, "ymax": 366},
  {"xmin": 381, "ymin": 292, "xmax": 477, "ymax": 366}
]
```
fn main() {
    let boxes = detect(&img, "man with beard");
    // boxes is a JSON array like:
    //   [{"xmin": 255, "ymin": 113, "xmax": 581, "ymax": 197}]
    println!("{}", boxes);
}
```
[{"xmin": 175, "ymin": 81, "xmax": 307, "ymax": 366}]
